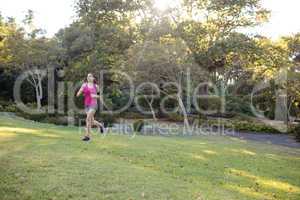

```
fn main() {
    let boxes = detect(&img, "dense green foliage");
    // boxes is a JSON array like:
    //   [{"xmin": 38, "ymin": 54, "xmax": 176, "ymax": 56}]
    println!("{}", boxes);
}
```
[
  {"xmin": 0, "ymin": 0, "xmax": 299, "ymax": 133},
  {"xmin": 290, "ymin": 124, "xmax": 300, "ymax": 142}
]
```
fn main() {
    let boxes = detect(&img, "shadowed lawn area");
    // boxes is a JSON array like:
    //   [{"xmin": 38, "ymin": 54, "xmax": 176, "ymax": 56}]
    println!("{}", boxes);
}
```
[{"xmin": 0, "ymin": 115, "xmax": 300, "ymax": 200}]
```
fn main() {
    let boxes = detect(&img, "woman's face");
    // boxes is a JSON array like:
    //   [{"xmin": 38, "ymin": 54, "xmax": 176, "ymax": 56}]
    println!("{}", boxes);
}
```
[{"xmin": 87, "ymin": 74, "xmax": 94, "ymax": 83}]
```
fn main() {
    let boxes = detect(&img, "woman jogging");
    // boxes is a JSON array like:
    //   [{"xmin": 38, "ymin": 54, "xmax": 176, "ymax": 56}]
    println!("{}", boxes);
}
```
[{"xmin": 77, "ymin": 73, "xmax": 104, "ymax": 141}]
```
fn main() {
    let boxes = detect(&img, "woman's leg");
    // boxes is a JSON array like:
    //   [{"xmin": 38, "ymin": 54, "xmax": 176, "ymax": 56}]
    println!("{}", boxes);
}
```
[
  {"xmin": 92, "ymin": 117, "xmax": 104, "ymax": 133},
  {"xmin": 85, "ymin": 111, "xmax": 95, "ymax": 138}
]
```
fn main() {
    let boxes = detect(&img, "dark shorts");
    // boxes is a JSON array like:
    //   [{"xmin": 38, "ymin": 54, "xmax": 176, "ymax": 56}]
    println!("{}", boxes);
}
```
[{"xmin": 85, "ymin": 104, "xmax": 98, "ymax": 113}]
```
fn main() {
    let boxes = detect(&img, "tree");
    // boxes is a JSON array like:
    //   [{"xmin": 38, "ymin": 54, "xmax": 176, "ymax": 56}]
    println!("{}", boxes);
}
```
[
  {"xmin": 177, "ymin": 0, "xmax": 270, "ymax": 80},
  {"xmin": 280, "ymin": 34, "xmax": 300, "ymax": 120},
  {"xmin": 127, "ymin": 36, "xmax": 204, "ymax": 132},
  {"xmin": 0, "ymin": 10, "xmax": 61, "ymax": 110}
]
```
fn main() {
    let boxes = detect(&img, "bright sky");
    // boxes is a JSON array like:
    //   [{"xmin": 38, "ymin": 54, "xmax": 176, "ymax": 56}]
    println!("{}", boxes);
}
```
[
  {"xmin": 0, "ymin": 0, "xmax": 76, "ymax": 36},
  {"xmin": 0, "ymin": 0, "xmax": 299, "ymax": 39}
]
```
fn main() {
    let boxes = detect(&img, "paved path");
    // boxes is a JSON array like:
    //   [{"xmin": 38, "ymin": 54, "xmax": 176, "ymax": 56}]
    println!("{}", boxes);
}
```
[
  {"xmin": 226, "ymin": 131, "xmax": 300, "ymax": 148},
  {"xmin": 113, "ymin": 122, "xmax": 300, "ymax": 148}
]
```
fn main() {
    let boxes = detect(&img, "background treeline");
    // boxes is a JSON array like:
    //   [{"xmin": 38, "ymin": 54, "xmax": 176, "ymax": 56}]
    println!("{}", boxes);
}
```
[{"xmin": 0, "ymin": 0, "xmax": 300, "ymax": 135}]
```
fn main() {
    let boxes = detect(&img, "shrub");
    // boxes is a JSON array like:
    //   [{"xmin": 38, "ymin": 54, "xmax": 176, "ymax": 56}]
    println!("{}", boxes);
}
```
[
  {"xmin": 42, "ymin": 116, "xmax": 69, "ymax": 126},
  {"xmin": 14, "ymin": 102, "xmax": 48, "ymax": 122},
  {"xmin": 74, "ymin": 113, "xmax": 86, "ymax": 126},
  {"xmin": 167, "ymin": 113, "xmax": 184, "ymax": 122},
  {"xmin": 120, "ymin": 112, "xmax": 148, "ymax": 119},
  {"xmin": 226, "ymin": 95, "xmax": 253, "ymax": 116},
  {"xmin": 133, "ymin": 120, "xmax": 145, "ymax": 133},
  {"xmin": 4, "ymin": 104, "xmax": 18, "ymax": 113},
  {"xmin": 290, "ymin": 124, "xmax": 300, "ymax": 142},
  {"xmin": 16, "ymin": 111, "xmax": 48, "ymax": 122},
  {"xmin": 227, "ymin": 120, "xmax": 281, "ymax": 133},
  {"xmin": 0, "ymin": 100, "xmax": 11, "ymax": 108},
  {"xmin": 197, "ymin": 98, "xmax": 223, "ymax": 114},
  {"xmin": 0, "ymin": 101, "xmax": 18, "ymax": 113},
  {"xmin": 207, "ymin": 112, "xmax": 236, "ymax": 118},
  {"xmin": 197, "ymin": 117, "xmax": 281, "ymax": 134},
  {"xmin": 99, "ymin": 114, "xmax": 116, "ymax": 127},
  {"xmin": 198, "ymin": 113, "xmax": 207, "ymax": 120}
]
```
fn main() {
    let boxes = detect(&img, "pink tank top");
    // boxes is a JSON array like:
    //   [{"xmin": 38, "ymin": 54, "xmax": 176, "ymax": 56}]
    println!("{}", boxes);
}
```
[{"xmin": 83, "ymin": 83, "xmax": 97, "ymax": 106}]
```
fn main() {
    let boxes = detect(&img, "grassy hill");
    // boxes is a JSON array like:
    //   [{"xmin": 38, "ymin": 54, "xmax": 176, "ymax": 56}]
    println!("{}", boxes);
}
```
[{"xmin": 0, "ymin": 114, "xmax": 300, "ymax": 200}]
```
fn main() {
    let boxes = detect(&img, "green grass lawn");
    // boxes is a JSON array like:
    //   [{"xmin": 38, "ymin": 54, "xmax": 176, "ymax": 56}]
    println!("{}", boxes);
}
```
[{"xmin": 0, "ymin": 115, "xmax": 300, "ymax": 200}]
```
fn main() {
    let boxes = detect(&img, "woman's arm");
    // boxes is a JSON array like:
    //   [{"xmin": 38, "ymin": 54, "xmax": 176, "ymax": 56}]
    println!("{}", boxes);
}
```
[
  {"xmin": 76, "ymin": 84, "xmax": 85, "ymax": 97},
  {"xmin": 91, "ymin": 84, "xmax": 101, "ymax": 99},
  {"xmin": 96, "ymin": 84, "xmax": 100, "ymax": 93}
]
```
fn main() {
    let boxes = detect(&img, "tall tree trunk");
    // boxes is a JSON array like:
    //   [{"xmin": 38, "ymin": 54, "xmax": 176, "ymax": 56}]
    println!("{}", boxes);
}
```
[
  {"xmin": 275, "ymin": 89, "xmax": 288, "ymax": 124},
  {"xmin": 35, "ymin": 86, "xmax": 42, "ymax": 110},
  {"xmin": 177, "ymin": 94, "xmax": 190, "ymax": 135}
]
